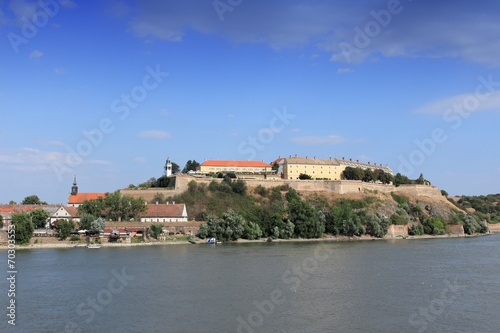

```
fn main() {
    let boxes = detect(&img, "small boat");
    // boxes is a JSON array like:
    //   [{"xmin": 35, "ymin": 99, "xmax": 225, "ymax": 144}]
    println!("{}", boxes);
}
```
[
  {"xmin": 86, "ymin": 244, "xmax": 101, "ymax": 249},
  {"xmin": 207, "ymin": 237, "xmax": 216, "ymax": 244}
]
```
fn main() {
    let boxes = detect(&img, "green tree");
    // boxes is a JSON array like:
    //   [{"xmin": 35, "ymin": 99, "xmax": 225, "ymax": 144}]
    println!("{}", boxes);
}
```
[
  {"xmin": 0, "ymin": 215, "xmax": 3, "ymax": 228},
  {"xmin": 172, "ymin": 162, "xmax": 180, "ymax": 174},
  {"xmin": 78, "ymin": 198, "xmax": 106, "ymax": 217},
  {"xmin": 79, "ymin": 213, "xmax": 96, "ymax": 231},
  {"xmin": 415, "ymin": 173, "xmax": 425, "ymax": 185},
  {"xmin": 362, "ymin": 169, "xmax": 375, "ymax": 182},
  {"xmin": 288, "ymin": 199, "xmax": 324, "ymax": 238},
  {"xmin": 182, "ymin": 160, "xmax": 200, "ymax": 173},
  {"xmin": 55, "ymin": 219, "xmax": 75, "ymax": 240},
  {"xmin": 298, "ymin": 173, "xmax": 312, "ymax": 180},
  {"xmin": 29, "ymin": 208, "xmax": 50, "ymax": 229},
  {"xmin": 394, "ymin": 173, "xmax": 412, "ymax": 187},
  {"xmin": 9, "ymin": 200, "xmax": 17, "ymax": 205},
  {"xmin": 11, "ymin": 212, "xmax": 34, "ymax": 244},
  {"xmin": 285, "ymin": 188, "xmax": 300, "ymax": 203},
  {"xmin": 149, "ymin": 224, "xmax": 163, "ymax": 239},
  {"xmin": 22, "ymin": 195, "xmax": 47, "ymax": 205},
  {"xmin": 90, "ymin": 217, "xmax": 105, "ymax": 233},
  {"xmin": 152, "ymin": 192, "xmax": 165, "ymax": 204},
  {"xmin": 342, "ymin": 167, "xmax": 364, "ymax": 181}
]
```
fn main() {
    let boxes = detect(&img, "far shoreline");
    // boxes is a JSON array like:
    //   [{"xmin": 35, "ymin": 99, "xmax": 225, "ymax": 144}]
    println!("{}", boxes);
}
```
[{"xmin": 0, "ymin": 232, "xmax": 493, "ymax": 251}]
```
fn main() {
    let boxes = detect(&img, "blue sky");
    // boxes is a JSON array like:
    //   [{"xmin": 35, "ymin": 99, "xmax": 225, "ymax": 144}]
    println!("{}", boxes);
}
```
[{"xmin": 1, "ymin": 0, "xmax": 499, "ymax": 204}]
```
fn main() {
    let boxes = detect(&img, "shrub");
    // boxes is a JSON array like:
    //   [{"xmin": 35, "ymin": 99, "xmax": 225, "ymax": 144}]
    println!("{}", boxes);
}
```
[
  {"xmin": 70, "ymin": 235, "xmax": 80, "ymax": 241},
  {"xmin": 408, "ymin": 223, "xmax": 424, "ymax": 236},
  {"xmin": 254, "ymin": 185, "xmax": 269, "ymax": 197},
  {"xmin": 390, "ymin": 213, "xmax": 408, "ymax": 225}
]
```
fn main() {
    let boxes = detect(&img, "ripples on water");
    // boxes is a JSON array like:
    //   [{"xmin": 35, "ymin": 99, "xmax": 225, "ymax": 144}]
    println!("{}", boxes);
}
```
[{"xmin": 1, "ymin": 235, "xmax": 500, "ymax": 333}]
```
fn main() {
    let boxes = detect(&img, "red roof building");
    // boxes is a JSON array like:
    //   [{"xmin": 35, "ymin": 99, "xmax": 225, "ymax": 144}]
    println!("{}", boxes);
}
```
[
  {"xmin": 67, "ymin": 177, "xmax": 105, "ymax": 207},
  {"xmin": 139, "ymin": 203, "xmax": 188, "ymax": 222},
  {"xmin": 199, "ymin": 160, "xmax": 272, "ymax": 173}
]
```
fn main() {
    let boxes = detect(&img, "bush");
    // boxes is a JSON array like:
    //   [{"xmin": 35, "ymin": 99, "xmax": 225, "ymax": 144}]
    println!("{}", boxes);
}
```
[
  {"xmin": 408, "ymin": 223, "xmax": 424, "ymax": 236},
  {"xmin": 391, "ymin": 192, "xmax": 409, "ymax": 206},
  {"xmin": 149, "ymin": 224, "xmax": 163, "ymax": 239},
  {"xmin": 390, "ymin": 213, "xmax": 408, "ymax": 225},
  {"xmin": 298, "ymin": 173, "xmax": 312, "ymax": 180},
  {"xmin": 70, "ymin": 235, "xmax": 80, "ymax": 241},
  {"xmin": 254, "ymin": 185, "xmax": 269, "ymax": 197}
]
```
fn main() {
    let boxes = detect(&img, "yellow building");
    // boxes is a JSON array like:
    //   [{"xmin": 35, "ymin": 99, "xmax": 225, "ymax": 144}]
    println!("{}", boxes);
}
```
[
  {"xmin": 280, "ymin": 157, "xmax": 344, "ymax": 180},
  {"xmin": 278, "ymin": 157, "xmax": 393, "ymax": 180}
]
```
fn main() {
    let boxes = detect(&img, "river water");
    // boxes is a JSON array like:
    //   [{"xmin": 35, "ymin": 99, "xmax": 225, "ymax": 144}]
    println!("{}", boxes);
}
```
[{"xmin": 1, "ymin": 235, "xmax": 500, "ymax": 333}]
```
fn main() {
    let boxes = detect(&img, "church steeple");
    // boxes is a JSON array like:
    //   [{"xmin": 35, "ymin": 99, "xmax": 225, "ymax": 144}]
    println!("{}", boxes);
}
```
[
  {"xmin": 71, "ymin": 176, "xmax": 78, "ymax": 196},
  {"xmin": 165, "ymin": 157, "xmax": 172, "ymax": 177}
]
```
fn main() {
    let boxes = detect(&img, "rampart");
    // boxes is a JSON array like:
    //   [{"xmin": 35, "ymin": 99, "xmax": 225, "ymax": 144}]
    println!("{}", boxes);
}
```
[{"xmin": 121, "ymin": 176, "xmax": 443, "ymax": 200}]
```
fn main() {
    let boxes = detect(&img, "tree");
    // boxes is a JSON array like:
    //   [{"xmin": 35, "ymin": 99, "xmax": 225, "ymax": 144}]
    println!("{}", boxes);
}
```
[
  {"xmin": 288, "ymin": 199, "xmax": 324, "ymax": 238},
  {"xmin": 55, "ymin": 219, "xmax": 75, "ymax": 240},
  {"xmin": 22, "ymin": 195, "xmax": 47, "ymax": 205},
  {"xmin": 415, "ymin": 173, "xmax": 425, "ymax": 185},
  {"xmin": 342, "ymin": 167, "xmax": 364, "ymax": 181},
  {"xmin": 79, "ymin": 213, "xmax": 96, "ymax": 230},
  {"xmin": 0, "ymin": 215, "xmax": 3, "ymax": 228},
  {"xmin": 394, "ymin": 173, "xmax": 412, "ymax": 187},
  {"xmin": 362, "ymin": 169, "xmax": 375, "ymax": 183},
  {"xmin": 90, "ymin": 218, "xmax": 105, "ymax": 233},
  {"xmin": 152, "ymin": 192, "xmax": 165, "ymax": 204},
  {"xmin": 172, "ymin": 162, "xmax": 180, "ymax": 174},
  {"xmin": 271, "ymin": 162, "xmax": 280, "ymax": 172},
  {"xmin": 149, "ymin": 224, "xmax": 163, "ymax": 239},
  {"xmin": 298, "ymin": 173, "xmax": 312, "ymax": 180},
  {"xmin": 78, "ymin": 198, "xmax": 106, "ymax": 217},
  {"xmin": 30, "ymin": 208, "xmax": 50, "ymax": 229},
  {"xmin": 182, "ymin": 160, "xmax": 200, "ymax": 173},
  {"xmin": 11, "ymin": 212, "xmax": 34, "ymax": 244},
  {"xmin": 104, "ymin": 191, "xmax": 147, "ymax": 221},
  {"xmin": 9, "ymin": 200, "xmax": 16, "ymax": 205}
]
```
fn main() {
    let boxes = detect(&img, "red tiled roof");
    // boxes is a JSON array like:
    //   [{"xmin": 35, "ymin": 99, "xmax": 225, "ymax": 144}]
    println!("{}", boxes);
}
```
[
  {"xmin": 68, "ymin": 193, "xmax": 106, "ymax": 204},
  {"xmin": 201, "ymin": 160, "xmax": 272, "ymax": 168},
  {"xmin": 140, "ymin": 204, "xmax": 186, "ymax": 218},
  {"xmin": 64, "ymin": 206, "xmax": 80, "ymax": 217}
]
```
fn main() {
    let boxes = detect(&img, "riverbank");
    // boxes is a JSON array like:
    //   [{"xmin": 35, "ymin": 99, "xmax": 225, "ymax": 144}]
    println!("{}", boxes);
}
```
[{"xmin": 0, "ymin": 232, "xmax": 492, "ymax": 250}]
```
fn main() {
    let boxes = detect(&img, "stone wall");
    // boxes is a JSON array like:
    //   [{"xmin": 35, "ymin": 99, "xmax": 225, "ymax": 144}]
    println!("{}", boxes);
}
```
[
  {"xmin": 385, "ymin": 225, "xmax": 408, "ymax": 238},
  {"xmin": 122, "ymin": 176, "xmax": 444, "ymax": 202},
  {"xmin": 487, "ymin": 223, "xmax": 500, "ymax": 233}
]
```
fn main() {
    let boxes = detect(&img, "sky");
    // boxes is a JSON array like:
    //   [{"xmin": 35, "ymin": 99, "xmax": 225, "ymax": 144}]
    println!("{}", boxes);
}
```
[{"xmin": 1, "ymin": 0, "xmax": 499, "ymax": 204}]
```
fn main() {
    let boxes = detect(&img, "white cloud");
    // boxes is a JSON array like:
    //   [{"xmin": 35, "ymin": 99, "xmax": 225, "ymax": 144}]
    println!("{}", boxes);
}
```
[
  {"xmin": 290, "ymin": 135, "xmax": 346, "ymax": 146},
  {"xmin": 120, "ymin": 1, "xmax": 500, "ymax": 67},
  {"xmin": 53, "ymin": 67, "xmax": 65, "ymax": 75},
  {"xmin": 336, "ymin": 68, "xmax": 352, "ymax": 74},
  {"xmin": 30, "ymin": 50, "xmax": 43, "ymax": 59},
  {"xmin": 414, "ymin": 90, "xmax": 500, "ymax": 114},
  {"xmin": 137, "ymin": 130, "xmax": 170, "ymax": 139},
  {"xmin": 0, "ymin": 148, "xmax": 110, "ymax": 173}
]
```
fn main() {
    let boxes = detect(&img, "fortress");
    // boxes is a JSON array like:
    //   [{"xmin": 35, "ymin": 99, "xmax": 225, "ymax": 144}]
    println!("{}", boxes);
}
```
[{"xmin": 121, "ymin": 174, "xmax": 443, "ymax": 201}]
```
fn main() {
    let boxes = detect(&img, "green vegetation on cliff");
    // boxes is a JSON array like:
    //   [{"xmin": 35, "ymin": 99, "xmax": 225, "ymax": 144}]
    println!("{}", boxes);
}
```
[
  {"xmin": 452, "ymin": 194, "xmax": 500, "ymax": 224},
  {"xmin": 162, "ymin": 179, "xmax": 488, "ymax": 241}
]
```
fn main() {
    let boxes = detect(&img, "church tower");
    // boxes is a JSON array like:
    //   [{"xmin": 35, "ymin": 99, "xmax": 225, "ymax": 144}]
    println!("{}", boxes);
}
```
[
  {"xmin": 71, "ymin": 176, "xmax": 78, "ymax": 196},
  {"xmin": 165, "ymin": 157, "xmax": 172, "ymax": 177}
]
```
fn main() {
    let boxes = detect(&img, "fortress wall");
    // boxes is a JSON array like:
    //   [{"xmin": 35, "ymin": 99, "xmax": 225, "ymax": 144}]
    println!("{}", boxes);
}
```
[
  {"xmin": 487, "ymin": 223, "xmax": 500, "ymax": 233},
  {"xmin": 448, "ymin": 224, "xmax": 465, "ymax": 235},
  {"xmin": 122, "ymin": 176, "xmax": 443, "ymax": 201},
  {"xmin": 385, "ymin": 225, "xmax": 408, "ymax": 238}
]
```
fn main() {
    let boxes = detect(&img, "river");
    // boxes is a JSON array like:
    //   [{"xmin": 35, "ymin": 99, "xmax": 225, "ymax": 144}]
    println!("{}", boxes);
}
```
[{"xmin": 1, "ymin": 235, "xmax": 500, "ymax": 333}]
